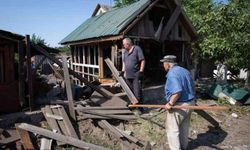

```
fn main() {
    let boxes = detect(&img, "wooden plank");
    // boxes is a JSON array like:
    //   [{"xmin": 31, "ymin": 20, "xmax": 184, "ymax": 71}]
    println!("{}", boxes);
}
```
[
  {"xmin": 75, "ymin": 106, "xmax": 129, "ymax": 110},
  {"xmin": 18, "ymin": 40, "xmax": 25, "ymax": 108},
  {"xmin": 75, "ymin": 105, "xmax": 132, "ymax": 114},
  {"xmin": 25, "ymin": 35, "xmax": 34, "ymax": 111},
  {"xmin": 160, "ymin": 5, "xmax": 181, "ymax": 41},
  {"xmin": 99, "ymin": 120, "xmax": 123, "ymax": 138},
  {"xmin": 17, "ymin": 123, "xmax": 108, "ymax": 150},
  {"xmin": 0, "ymin": 133, "xmax": 20, "ymax": 146},
  {"xmin": 79, "ymin": 114, "xmax": 136, "ymax": 120},
  {"xmin": 115, "ymin": 127, "xmax": 139, "ymax": 143},
  {"xmin": 47, "ymin": 61, "xmax": 64, "ymax": 79},
  {"xmin": 194, "ymin": 110, "xmax": 219, "ymax": 127},
  {"xmin": 51, "ymin": 108, "xmax": 69, "ymax": 136},
  {"xmin": 97, "ymin": 121, "xmax": 136, "ymax": 149},
  {"xmin": 16, "ymin": 127, "xmax": 35, "ymax": 150},
  {"xmin": 40, "ymin": 138, "xmax": 52, "ymax": 150},
  {"xmin": 45, "ymin": 113, "xmax": 63, "ymax": 120},
  {"xmin": 105, "ymin": 58, "xmax": 138, "ymax": 104},
  {"xmin": 83, "ymin": 110, "xmax": 136, "ymax": 121},
  {"xmin": 62, "ymin": 56, "xmax": 76, "ymax": 120},
  {"xmin": 80, "ymin": 109, "xmax": 133, "ymax": 115},
  {"xmin": 42, "ymin": 106, "xmax": 61, "ymax": 134},
  {"xmin": 58, "ymin": 107, "xmax": 79, "ymax": 139},
  {"xmin": 32, "ymin": 44, "xmax": 110, "ymax": 98},
  {"xmin": 42, "ymin": 106, "xmax": 64, "ymax": 145}
]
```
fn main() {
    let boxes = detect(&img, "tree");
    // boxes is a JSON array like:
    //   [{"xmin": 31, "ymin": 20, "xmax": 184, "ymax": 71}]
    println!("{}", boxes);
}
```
[
  {"xmin": 181, "ymin": 0, "xmax": 250, "ymax": 73},
  {"xmin": 114, "ymin": 0, "xmax": 138, "ymax": 7},
  {"xmin": 30, "ymin": 33, "xmax": 48, "ymax": 46}
]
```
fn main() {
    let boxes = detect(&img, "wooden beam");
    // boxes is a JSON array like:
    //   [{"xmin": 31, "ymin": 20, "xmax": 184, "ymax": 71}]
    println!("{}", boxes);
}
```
[
  {"xmin": 63, "ymin": 35, "xmax": 124, "ymax": 46},
  {"xmin": 105, "ymin": 58, "xmax": 138, "ymax": 104},
  {"xmin": 194, "ymin": 110, "xmax": 220, "ymax": 127},
  {"xmin": 47, "ymin": 61, "xmax": 64, "ymax": 79},
  {"xmin": 32, "ymin": 56, "xmax": 46, "ymax": 75},
  {"xmin": 160, "ymin": 5, "xmax": 181, "ymax": 41},
  {"xmin": 82, "ymin": 109, "xmax": 136, "ymax": 121},
  {"xmin": 32, "ymin": 44, "xmax": 110, "ymax": 98},
  {"xmin": 16, "ymin": 123, "xmax": 108, "ymax": 150},
  {"xmin": 97, "ymin": 120, "xmax": 136, "ymax": 149},
  {"xmin": 18, "ymin": 40, "xmax": 25, "ymax": 108},
  {"xmin": 58, "ymin": 106, "xmax": 79, "ymax": 139},
  {"xmin": 62, "ymin": 56, "xmax": 76, "ymax": 120},
  {"xmin": 25, "ymin": 35, "xmax": 34, "ymax": 111},
  {"xmin": 16, "ymin": 127, "xmax": 35, "ymax": 150},
  {"xmin": 75, "ymin": 106, "xmax": 129, "ymax": 110}
]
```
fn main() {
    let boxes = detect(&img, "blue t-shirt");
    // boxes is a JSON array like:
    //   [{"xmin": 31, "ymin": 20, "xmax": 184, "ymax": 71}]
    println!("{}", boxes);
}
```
[
  {"xmin": 165, "ymin": 66, "xmax": 195, "ymax": 102},
  {"xmin": 123, "ymin": 45, "xmax": 145, "ymax": 79}
]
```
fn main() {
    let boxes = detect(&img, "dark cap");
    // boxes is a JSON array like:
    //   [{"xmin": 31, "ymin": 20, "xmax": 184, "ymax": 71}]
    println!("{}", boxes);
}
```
[{"xmin": 160, "ymin": 55, "xmax": 176, "ymax": 63}]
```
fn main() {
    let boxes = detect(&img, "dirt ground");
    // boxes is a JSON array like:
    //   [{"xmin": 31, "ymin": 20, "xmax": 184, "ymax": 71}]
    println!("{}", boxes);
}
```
[{"xmin": 76, "ymin": 100, "xmax": 250, "ymax": 150}]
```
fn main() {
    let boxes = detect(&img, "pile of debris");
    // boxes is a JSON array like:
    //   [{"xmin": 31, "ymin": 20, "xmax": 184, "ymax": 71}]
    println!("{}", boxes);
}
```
[{"xmin": 0, "ymin": 46, "xmax": 223, "ymax": 149}]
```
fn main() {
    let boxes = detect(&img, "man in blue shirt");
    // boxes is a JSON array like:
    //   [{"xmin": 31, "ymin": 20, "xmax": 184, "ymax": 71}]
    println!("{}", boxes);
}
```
[
  {"xmin": 160, "ymin": 55, "xmax": 195, "ymax": 150},
  {"xmin": 121, "ymin": 38, "xmax": 145, "ymax": 114}
]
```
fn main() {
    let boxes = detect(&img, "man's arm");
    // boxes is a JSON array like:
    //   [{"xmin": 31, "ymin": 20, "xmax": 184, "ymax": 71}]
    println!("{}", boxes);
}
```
[
  {"xmin": 165, "ymin": 92, "xmax": 181, "ymax": 110},
  {"xmin": 140, "ymin": 59, "xmax": 145, "ymax": 72},
  {"xmin": 122, "ymin": 61, "xmax": 125, "ymax": 72}
]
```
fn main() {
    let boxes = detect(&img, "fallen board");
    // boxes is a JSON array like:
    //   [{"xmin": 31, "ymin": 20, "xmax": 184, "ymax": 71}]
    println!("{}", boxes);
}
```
[{"xmin": 16, "ymin": 123, "xmax": 108, "ymax": 150}]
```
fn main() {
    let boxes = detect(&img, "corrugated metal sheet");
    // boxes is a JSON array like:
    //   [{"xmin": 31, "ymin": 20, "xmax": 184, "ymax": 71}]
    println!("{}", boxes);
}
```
[{"xmin": 60, "ymin": 0, "xmax": 150, "ymax": 44}]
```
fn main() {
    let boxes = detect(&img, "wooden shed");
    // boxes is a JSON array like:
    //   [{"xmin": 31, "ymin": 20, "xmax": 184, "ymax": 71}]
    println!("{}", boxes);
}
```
[
  {"xmin": 0, "ymin": 30, "xmax": 25, "ymax": 113},
  {"xmin": 60, "ymin": 0, "xmax": 197, "ymax": 85}
]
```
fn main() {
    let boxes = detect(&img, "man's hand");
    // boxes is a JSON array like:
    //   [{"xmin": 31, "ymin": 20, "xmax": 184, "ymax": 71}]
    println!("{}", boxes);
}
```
[
  {"xmin": 119, "ymin": 71, "xmax": 124, "ymax": 77},
  {"xmin": 138, "ymin": 71, "xmax": 143, "ymax": 80},
  {"xmin": 165, "ymin": 102, "xmax": 173, "ymax": 110}
]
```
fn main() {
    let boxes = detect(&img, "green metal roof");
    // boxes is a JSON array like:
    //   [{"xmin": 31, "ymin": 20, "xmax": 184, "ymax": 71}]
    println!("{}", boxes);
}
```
[{"xmin": 60, "ymin": 0, "xmax": 150, "ymax": 44}]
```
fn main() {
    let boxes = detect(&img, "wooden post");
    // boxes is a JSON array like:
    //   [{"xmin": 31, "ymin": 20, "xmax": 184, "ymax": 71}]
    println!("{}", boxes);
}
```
[
  {"xmin": 25, "ymin": 35, "xmax": 34, "ymax": 111},
  {"xmin": 18, "ymin": 41, "xmax": 25, "ymax": 108},
  {"xmin": 98, "ymin": 45, "xmax": 104, "ymax": 82},
  {"xmin": 62, "ymin": 56, "xmax": 76, "ymax": 120}
]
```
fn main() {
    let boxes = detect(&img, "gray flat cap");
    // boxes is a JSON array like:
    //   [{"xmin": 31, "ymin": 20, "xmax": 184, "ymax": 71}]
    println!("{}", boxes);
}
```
[{"xmin": 160, "ymin": 55, "xmax": 176, "ymax": 63}]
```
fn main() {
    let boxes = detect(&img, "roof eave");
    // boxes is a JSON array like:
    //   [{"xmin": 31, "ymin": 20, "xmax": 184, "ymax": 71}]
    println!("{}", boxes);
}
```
[{"xmin": 60, "ymin": 34, "xmax": 124, "ymax": 45}]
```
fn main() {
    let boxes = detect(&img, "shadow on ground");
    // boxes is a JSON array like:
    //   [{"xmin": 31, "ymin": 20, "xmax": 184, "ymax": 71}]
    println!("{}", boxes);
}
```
[{"xmin": 188, "ymin": 126, "xmax": 227, "ymax": 150}]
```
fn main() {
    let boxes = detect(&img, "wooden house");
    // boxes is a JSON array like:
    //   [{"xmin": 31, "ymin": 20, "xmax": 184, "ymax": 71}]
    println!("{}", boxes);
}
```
[{"xmin": 60, "ymin": 0, "xmax": 197, "ymax": 85}]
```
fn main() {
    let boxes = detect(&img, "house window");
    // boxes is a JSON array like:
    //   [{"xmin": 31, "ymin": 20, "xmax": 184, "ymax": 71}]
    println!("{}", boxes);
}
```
[{"xmin": 0, "ymin": 51, "xmax": 5, "ymax": 83}]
